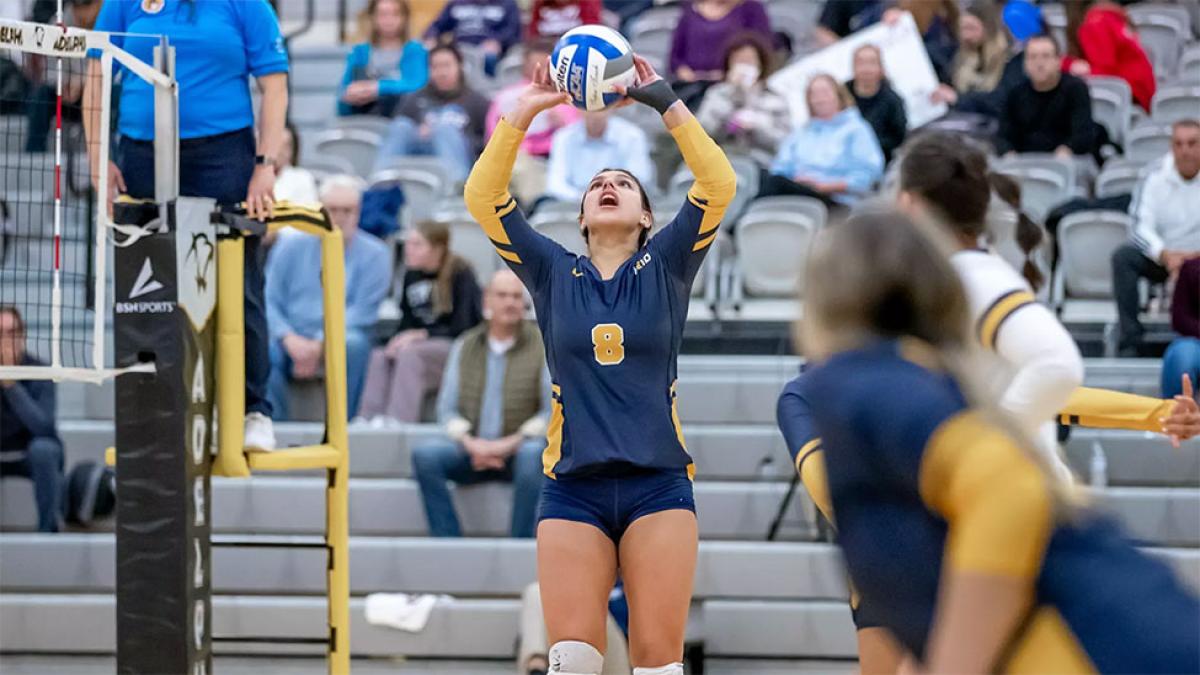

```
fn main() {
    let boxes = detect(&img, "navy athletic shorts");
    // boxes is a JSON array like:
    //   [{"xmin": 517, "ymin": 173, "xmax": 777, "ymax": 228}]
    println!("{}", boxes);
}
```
[{"xmin": 537, "ymin": 465, "xmax": 695, "ymax": 543}]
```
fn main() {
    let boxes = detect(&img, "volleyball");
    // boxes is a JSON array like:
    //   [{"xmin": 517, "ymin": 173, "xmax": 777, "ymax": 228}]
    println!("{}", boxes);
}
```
[{"xmin": 551, "ymin": 25, "xmax": 638, "ymax": 112}]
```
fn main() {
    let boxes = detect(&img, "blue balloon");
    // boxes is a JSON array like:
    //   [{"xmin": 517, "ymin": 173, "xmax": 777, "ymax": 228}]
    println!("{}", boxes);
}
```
[{"xmin": 1003, "ymin": 0, "xmax": 1043, "ymax": 41}]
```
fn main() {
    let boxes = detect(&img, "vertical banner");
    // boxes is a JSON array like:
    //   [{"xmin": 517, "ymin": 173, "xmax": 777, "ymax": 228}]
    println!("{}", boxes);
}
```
[{"xmin": 113, "ymin": 198, "xmax": 216, "ymax": 675}]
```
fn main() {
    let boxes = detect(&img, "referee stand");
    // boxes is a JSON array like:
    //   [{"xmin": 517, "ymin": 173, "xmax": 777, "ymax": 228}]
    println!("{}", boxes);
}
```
[
  {"xmin": 111, "ymin": 199, "xmax": 350, "ymax": 675},
  {"xmin": 210, "ymin": 206, "xmax": 351, "ymax": 675}
]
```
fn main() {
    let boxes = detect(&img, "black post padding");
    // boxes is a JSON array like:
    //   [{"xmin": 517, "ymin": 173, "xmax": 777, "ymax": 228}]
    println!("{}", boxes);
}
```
[{"xmin": 113, "ymin": 199, "xmax": 216, "ymax": 675}]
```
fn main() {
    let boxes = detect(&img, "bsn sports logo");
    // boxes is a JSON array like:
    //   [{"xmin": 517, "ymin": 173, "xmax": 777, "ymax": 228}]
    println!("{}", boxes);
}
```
[{"xmin": 115, "ymin": 257, "xmax": 174, "ymax": 314}]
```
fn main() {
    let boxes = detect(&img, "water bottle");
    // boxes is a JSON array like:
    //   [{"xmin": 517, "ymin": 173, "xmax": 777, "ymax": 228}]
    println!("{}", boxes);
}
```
[{"xmin": 1089, "ymin": 441, "xmax": 1108, "ymax": 489}]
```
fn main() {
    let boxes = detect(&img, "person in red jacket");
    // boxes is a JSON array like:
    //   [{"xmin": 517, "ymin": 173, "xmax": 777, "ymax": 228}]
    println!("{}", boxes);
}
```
[
  {"xmin": 1064, "ymin": 0, "xmax": 1156, "ymax": 111},
  {"xmin": 527, "ymin": 0, "xmax": 602, "ymax": 40}
]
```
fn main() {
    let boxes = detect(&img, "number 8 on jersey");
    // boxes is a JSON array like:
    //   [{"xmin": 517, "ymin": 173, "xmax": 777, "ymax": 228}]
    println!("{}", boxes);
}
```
[{"xmin": 592, "ymin": 323, "xmax": 625, "ymax": 365}]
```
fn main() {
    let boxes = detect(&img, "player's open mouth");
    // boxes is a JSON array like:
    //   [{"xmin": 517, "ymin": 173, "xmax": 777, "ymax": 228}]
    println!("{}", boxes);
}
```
[{"xmin": 599, "ymin": 191, "xmax": 619, "ymax": 207}]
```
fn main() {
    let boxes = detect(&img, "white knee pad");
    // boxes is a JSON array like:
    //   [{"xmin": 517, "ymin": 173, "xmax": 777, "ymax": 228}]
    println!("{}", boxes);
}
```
[
  {"xmin": 548, "ymin": 640, "xmax": 604, "ymax": 675},
  {"xmin": 633, "ymin": 664, "xmax": 684, "ymax": 675}
]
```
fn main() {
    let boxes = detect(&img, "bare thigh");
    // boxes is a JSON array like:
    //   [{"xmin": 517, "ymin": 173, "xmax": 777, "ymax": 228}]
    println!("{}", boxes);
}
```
[
  {"xmin": 537, "ymin": 519, "xmax": 618, "ymax": 653},
  {"xmin": 618, "ymin": 509, "xmax": 698, "ymax": 667},
  {"xmin": 858, "ymin": 627, "xmax": 903, "ymax": 675}
]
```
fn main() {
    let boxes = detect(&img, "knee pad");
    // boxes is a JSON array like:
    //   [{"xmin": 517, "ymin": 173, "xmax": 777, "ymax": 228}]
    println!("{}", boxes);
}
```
[
  {"xmin": 548, "ymin": 640, "xmax": 604, "ymax": 675},
  {"xmin": 633, "ymin": 664, "xmax": 684, "ymax": 675}
]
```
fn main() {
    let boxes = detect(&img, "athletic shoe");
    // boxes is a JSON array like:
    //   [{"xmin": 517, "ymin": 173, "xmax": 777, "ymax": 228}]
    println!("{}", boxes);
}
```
[{"xmin": 244, "ymin": 412, "xmax": 277, "ymax": 452}]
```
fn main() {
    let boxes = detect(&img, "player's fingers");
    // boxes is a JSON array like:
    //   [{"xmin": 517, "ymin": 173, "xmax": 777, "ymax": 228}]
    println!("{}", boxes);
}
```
[
  {"xmin": 1184, "ymin": 374, "xmax": 1194, "ymax": 400},
  {"xmin": 113, "ymin": 164, "xmax": 127, "ymax": 192}
]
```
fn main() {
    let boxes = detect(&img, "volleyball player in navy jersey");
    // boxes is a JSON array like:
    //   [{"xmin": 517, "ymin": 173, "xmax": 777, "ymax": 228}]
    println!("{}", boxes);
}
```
[
  {"xmin": 464, "ymin": 55, "xmax": 735, "ymax": 675},
  {"xmin": 798, "ymin": 210, "xmax": 1199, "ymax": 674}
]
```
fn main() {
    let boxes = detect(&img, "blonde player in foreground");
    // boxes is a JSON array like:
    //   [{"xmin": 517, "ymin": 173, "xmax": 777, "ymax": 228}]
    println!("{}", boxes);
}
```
[
  {"xmin": 797, "ymin": 208, "xmax": 1200, "ymax": 674},
  {"xmin": 778, "ymin": 132, "xmax": 1200, "ymax": 673}
]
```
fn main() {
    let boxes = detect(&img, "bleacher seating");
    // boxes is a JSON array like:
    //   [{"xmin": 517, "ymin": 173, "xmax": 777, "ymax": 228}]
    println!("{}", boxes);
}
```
[
  {"xmin": 1053, "ymin": 210, "xmax": 1132, "ymax": 311},
  {"xmin": 371, "ymin": 156, "xmax": 454, "ymax": 227},
  {"xmin": 1125, "ymin": 119, "xmax": 1174, "ymax": 163},
  {"xmin": 1129, "ymin": 2, "xmax": 1192, "ymax": 75},
  {"xmin": 993, "ymin": 153, "xmax": 1077, "ymax": 223},
  {"xmin": 312, "ymin": 128, "xmax": 383, "ymax": 178},
  {"xmin": 1088, "ymin": 75, "xmax": 1133, "ymax": 145},
  {"xmin": 1095, "ymin": 156, "xmax": 1148, "ymax": 198},
  {"xmin": 1151, "ymin": 82, "xmax": 1200, "ymax": 123},
  {"xmin": 730, "ymin": 197, "xmax": 827, "ymax": 310}
]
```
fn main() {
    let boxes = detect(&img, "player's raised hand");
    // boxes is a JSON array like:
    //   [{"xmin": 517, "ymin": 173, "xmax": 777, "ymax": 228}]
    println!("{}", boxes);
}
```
[
  {"xmin": 508, "ymin": 58, "xmax": 571, "ymax": 131},
  {"xmin": 1162, "ymin": 375, "xmax": 1199, "ymax": 447},
  {"xmin": 614, "ymin": 54, "xmax": 681, "ymax": 117}
]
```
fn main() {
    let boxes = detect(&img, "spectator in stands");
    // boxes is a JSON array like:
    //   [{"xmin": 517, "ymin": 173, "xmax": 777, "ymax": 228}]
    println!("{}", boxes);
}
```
[
  {"xmin": 425, "ymin": 0, "xmax": 523, "ymax": 73},
  {"xmin": 23, "ymin": 0, "xmax": 101, "ymax": 152},
  {"xmin": 273, "ymin": 124, "xmax": 319, "ymax": 205},
  {"xmin": 882, "ymin": 0, "xmax": 960, "ymax": 84},
  {"xmin": 544, "ymin": 108, "xmax": 655, "ymax": 203},
  {"xmin": 669, "ymin": 0, "xmax": 773, "ymax": 104},
  {"xmin": 995, "ymin": 35, "xmax": 1097, "ymax": 158},
  {"xmin": 0, "ymin": 305, "xmax": 63, "ymax": 533},
  {"xmin": 373, "ymin": 44, "xmax": 491, "ymax": 182},
  {"xmin": 266, "ymin": 175, "xmax": 390, "ymax": 420},
  {"xmin": 848, "ymin": 44, "xmax": 906, "ymax": 164},
  {"xmin": 358, "ymin": 220, "xmax": 482, "ymax": 423},
  {"xmin": 760, "ymin": 74, "xmax": 884, "ymax": 209},
  {"xmin": 411, "ymin": 269, "xmax": 549, "ymax": 538},
  {"xmin": 88, "ymin": 0, "xmax": 289, "ymax": 451},
  {"xmin": 815, "ymin": 0, "xmax": 884, "ymax": 46},
  {"xmin": 338, "ymin": 0, "xmax": 429, "ymax": 118},
  {"xmin": 1163, "ymin": 259, "xmax": 1200, "ymax": 399},
  {"xmin": 695, "ymin": 31, "xmax": 792, "ymax": 168},
  {"xmin": 527, "ymin": 0, "xmax": 602, "ymax": 40},
  {"xmin": 485, "ymin": 38, "xmax": 580, "ymax": 206},
  {"xmin": 930, "ymin": 1, "xmax": 1011, "ymax": 109},
  {"xmin": 1111, "ymin": 119, "xmax": 1200, "ymax": 357},
  {"xmin": 1064, "ymin": 0, "xmax": 1155, "ymax": 112}
]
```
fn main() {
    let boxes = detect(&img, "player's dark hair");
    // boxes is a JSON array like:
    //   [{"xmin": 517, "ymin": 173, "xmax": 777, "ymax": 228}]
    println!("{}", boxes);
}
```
[
  {"xmin": 413, "ymin": 220, "xmax": 472, "ymax": 317},
  {"xmin": 900, "ymin": 132, "xmax": 1045, "ymax": 290},
  {"xmin": 579, "ymin": 168, "xmax": 653, "ymax": 250},
  {"xmin": 987, "ymin": 173, "xmax": 1045, "ymax": 290},
  {"xmin": 0, "ymin": 304, "xmax": 24, "ymax": 334}
]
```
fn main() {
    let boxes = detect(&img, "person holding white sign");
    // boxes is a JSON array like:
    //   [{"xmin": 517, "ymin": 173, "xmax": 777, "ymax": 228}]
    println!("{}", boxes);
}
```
[{"xmin": 759, "ymin": 74, "xmax": 883, "ymax": 210}]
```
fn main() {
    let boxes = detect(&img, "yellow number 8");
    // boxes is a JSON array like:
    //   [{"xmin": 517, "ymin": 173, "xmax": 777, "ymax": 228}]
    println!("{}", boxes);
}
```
[{"xmin": 591, "ymin": 323, "xmax": 625, "ymax": 366}]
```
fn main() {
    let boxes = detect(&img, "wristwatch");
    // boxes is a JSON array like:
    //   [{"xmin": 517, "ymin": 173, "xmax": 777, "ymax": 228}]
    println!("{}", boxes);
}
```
[{"xmin": 254, "ymin": 154, "xmax": 276, "ymax": 170}]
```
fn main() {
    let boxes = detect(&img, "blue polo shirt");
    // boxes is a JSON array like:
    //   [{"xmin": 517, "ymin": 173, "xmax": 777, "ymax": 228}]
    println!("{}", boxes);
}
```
[{"xmin": 94, "ymin": 0, "xmax": 288, "ymax": 140}]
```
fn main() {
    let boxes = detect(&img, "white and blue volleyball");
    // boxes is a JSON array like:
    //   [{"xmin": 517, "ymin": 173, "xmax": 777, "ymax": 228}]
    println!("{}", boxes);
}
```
[{"xmin": 551, "ymin": 25, "xmax": 637, "ymax": 112}]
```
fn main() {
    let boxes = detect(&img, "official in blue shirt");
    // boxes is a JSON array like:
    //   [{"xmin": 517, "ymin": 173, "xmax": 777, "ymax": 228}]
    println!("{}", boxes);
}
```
[{"xmin": 85, "ymin": 0, "xmax": 290, "ymax": 450}]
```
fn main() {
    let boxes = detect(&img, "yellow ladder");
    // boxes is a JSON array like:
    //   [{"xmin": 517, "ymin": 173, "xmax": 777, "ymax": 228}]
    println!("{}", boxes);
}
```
[{"xmin": 210, "ymin": 213, "xmax": 350, "ymax": 675}]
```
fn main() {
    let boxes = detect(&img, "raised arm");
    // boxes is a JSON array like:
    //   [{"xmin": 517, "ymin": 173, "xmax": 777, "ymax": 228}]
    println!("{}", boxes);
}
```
[
  {"xmin": 464, "ymin": 58, "xmax": 571, "ymax": 291},
  {"xmin": 617, "ymin": 55, "xmax": 736, "ymax": 282}
]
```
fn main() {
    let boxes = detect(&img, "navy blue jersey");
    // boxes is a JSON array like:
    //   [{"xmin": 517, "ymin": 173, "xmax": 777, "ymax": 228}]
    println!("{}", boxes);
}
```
[
  {"xmin": 466, "ymin": 117, "xmax": 735, "ymax": 478},
  {"xmin": 806, "ymin": 340, "xmax": 1200, "ymax": 672}
]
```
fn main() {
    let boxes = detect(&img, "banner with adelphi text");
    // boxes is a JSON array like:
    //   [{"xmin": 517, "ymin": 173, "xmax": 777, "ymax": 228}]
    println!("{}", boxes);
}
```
[{"xmin": 112, "ymin": 198, "xmax": 216, "ymax": 675}]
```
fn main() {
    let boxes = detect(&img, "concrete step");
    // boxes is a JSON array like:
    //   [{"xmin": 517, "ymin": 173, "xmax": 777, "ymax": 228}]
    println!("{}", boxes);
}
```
[
  {"xmin": 2, "ymin": 471, "xmax": 1197, "ymax": 546},
  {"xmin": 50, "ymin": 419, "xmax": 1200, "ymax": 487},
  {"xmin": 0, "ymin": 536, "xmax": 857, "ymax": 600}
]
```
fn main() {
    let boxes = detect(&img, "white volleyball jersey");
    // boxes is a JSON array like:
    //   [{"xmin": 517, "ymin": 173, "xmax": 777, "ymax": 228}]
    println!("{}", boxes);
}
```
[{"xmin": 951, "ymin": 249, "xmax": 1084, "ymax": 483}]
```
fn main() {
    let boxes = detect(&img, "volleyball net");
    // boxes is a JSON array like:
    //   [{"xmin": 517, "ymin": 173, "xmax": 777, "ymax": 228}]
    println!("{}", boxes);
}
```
[{"xmin": 0, "ymin": 16, "xmax": 173, "ymax": 382}]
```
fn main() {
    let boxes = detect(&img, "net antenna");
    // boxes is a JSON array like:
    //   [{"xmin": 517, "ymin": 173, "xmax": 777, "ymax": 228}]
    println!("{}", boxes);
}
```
[{"xmin": 0, "ymin": 16, "xmax": 172, "ymax": 383}]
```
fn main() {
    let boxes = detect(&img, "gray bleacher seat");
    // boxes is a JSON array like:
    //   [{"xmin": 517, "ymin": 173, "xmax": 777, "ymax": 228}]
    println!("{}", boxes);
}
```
[
  {"xmin": 1095, "ymin": 156, "xmax": 1148, "ymax": 198},
  {"xmin": 446, "ymin": 215, "xmax": 504, "ymax": 280},
  {"xmin": 1128, "ymin": 3, "xmax": 1189, "ymax": 75},
  {"xmin": 1125, "ymin": 120, "xmax": 1173, "ymax": 163},
  {"xmin": 1088, "ymin": 75, "xmax": 1132, "ymax": 145},
  {"xmin": 628, "ymin": 4, "xmax": 682, "ymax": 67},
  {"xmin": 290, "ymin": 55, "xmax": 349, "ymax": 87},
  {"xmin": 1151, "ymin": 83, "xmax": 1200, "ymax": 124},
  {"xmin": 334, "ymin": 115, "xmax": 393, "ymax": 138},
  {"xmin": 668, "ymin": 154, "xmax": 760, "ymax": 226},
  {"xmin": 531, "ymin": 217, "xmax": 587, "ymax": 256},
  {"xmin": 1053, "ymin": 210, "xmax": 1131, "ymax": 304},
  {"xmin": 733, "ymin": 198, "xmax": 826, "ymax": 299},
  {"xmin": 299, "ymin": 155, "xmax": 356, "ymax": 182},
  {"xmin": 311, "ymin": 128, "xmax": 383, "ymax": 178},
  {"xmin": 1180, "ymin": 44, "xmax": 1200, "ymax": 81},
  {"xmin": 765, "ymin": 0, "xmax": 820, "ymax": 47},
  {"xmin": 371, "ymin": 157, "xmax": 454, "ymax": 227},
  {"xmin": 289, "ymin": 89, "xmax": 338, "ymax": 128},
  {"xmin": 993, "ymin": 153, "xmax": 1076, "ymax": 223}
]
